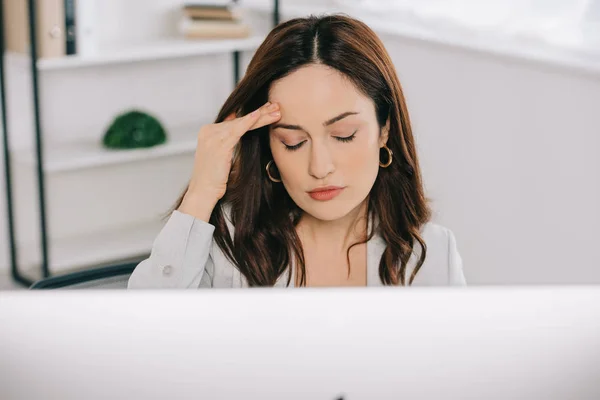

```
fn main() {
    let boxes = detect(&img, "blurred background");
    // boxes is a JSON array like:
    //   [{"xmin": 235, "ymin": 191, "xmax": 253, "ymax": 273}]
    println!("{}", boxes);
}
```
[{"xmin": 1, "ymin": 0, "xmax": 599, "ymax": 289}]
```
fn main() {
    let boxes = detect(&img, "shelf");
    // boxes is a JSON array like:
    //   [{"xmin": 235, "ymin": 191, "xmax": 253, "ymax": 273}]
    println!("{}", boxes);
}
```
[
  {"xmin": 35, "ymin": 35, "xmax": 265, "ymax": 71},
  {"xmin": 19, "ymin": 220, "xmax": 162, "ymax": 274},
  {"xmin": 13, "ymin": 125, "xmax": 200, "ymax": 173}
]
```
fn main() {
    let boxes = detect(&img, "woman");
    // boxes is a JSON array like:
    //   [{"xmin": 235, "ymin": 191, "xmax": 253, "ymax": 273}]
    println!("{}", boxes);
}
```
[{"xmin": 128, "ymin": 14, "xmax": 466, "ymax": 288}]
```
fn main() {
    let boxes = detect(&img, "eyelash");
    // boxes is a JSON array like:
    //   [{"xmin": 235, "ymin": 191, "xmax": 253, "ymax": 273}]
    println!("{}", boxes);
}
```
[
  {"xmin": 335, "ymin": 130, "xmax": 357, "ymax": 143},
  {"xmin": 283, "ymin": 131, "xmax": 357, "ymax": 151},
  {"xmin": 284, "ymin": 142, "xmax": 306, "ymax": 151}
]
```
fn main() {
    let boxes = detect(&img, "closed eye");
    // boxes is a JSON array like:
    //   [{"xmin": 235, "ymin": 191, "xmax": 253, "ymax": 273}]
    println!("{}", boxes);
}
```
[
  {"xmin": 283, "ymin": 140, "xmax": 307, "ymax": 151},
  {"xmin": 334, "ymin": 130, "xmax": 357, "ymax": 143}
]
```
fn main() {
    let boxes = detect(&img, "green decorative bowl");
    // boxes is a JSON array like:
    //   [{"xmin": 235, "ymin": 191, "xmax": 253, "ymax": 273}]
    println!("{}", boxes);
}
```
[{"xmin": 102, "ymin": 110, "xmax": 168, "ymax": 149}]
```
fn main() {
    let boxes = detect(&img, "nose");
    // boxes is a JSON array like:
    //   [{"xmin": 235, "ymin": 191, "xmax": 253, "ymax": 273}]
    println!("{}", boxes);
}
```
[{"xmin": 308, "ymin": 140, "xmax": 335, "ymax": 180}]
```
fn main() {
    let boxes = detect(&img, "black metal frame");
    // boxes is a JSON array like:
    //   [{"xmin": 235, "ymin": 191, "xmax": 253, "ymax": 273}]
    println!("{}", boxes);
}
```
[
  {"xmin": 30, "ymin": 262, "xmax": 139, "ymax": 289},
  {"xmin": 0, "ymin": 0, "xmax": 280, "ymax": 287}
]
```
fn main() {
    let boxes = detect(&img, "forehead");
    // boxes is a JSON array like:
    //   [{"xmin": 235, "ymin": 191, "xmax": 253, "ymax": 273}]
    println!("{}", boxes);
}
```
[{"xmin": 268, "ymin": 64, "xmax": 374, "ymax": 118}]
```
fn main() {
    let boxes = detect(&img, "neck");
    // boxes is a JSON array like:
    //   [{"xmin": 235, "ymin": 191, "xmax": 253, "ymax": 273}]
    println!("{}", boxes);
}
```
[{"xmin": 297, "ymin": 200, "xmax": 369, "ymax": 253}]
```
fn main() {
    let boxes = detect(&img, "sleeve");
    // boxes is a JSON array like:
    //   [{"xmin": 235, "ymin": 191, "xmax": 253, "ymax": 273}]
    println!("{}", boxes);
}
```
[
  {"xmin": 447, "ymin": 229, "xmax": 467, "ymax": 286},
  {"xmin": 127, "ymin": 210, "xmax": 215, "ymax": 289}
]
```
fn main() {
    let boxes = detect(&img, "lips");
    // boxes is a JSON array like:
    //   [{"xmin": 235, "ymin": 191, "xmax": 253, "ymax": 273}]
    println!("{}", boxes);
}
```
[{"xmin": 308, "ymin": 186, "xmax": 345, "ymax": 201}]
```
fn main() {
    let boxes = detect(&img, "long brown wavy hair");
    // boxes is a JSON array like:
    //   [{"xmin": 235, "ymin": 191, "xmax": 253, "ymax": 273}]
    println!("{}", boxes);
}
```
[{"xmin": 174, "ymin": 14, "xmax": 431, "ymax": 286}]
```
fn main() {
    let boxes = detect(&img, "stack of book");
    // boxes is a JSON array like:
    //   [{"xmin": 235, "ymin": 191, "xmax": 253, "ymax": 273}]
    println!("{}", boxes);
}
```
[
  {"xmin": 181, "ymin": 2, "xmax": 251, "ymax": 40},
  {"xmin": 3, "ymin": 0, "xmax": 96, "ymax": 59}
]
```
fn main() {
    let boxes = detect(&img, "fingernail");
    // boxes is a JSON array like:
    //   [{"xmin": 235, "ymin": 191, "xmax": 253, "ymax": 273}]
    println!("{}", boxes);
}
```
[
  {"xmin": 265, "ymin": 101, "xmax": 271, "ymax": 107},
  {"xmin": 251, "ymin": 110, "xmax": 259, "ymax": 117},
  {"xmin": 269, "ymin": 111, "xmax": 281, "ymax": 117}
]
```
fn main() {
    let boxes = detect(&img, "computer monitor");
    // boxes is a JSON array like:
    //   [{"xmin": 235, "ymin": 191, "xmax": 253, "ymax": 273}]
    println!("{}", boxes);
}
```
[{"xmin": 1, "ymin": 287, "xmax": 599, "ymax": 399}]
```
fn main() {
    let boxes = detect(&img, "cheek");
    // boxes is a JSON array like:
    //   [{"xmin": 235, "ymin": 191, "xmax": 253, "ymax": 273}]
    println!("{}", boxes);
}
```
[
  {"xmin": 269, "ymin": 137, "xmax": 305, "ymax": 187},
  {"xmin": 339, "ymin": 130, "xmax": 381, "ymax": 171},
  {"xmin": 269, "ymin": 134, "xmax": 288, "ymax": 166},
  {"xmin": 336, "ymin": 132, "xmax": 381, "ymax": 199}
]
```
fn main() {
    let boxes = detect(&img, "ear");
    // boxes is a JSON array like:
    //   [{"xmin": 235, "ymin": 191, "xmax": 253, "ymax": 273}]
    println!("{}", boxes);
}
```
[{"xmin": 379, "ymin": 118, "xmax": 390, "ymax": 147}]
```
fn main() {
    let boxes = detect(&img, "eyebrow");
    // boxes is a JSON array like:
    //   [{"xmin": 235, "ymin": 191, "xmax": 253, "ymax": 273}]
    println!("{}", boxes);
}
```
[{"xmin": 271, "ymin": 111, "xmax": 359, "ymax": 131}]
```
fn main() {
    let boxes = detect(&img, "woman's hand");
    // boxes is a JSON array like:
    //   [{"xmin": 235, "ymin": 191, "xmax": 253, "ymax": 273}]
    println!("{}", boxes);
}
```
[{"xmin": 178, "ymin": 102, "xmax": 281, "ymax": 222}]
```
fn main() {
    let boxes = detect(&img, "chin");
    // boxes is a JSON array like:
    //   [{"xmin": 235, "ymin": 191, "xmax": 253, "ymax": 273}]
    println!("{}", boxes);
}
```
[{"xmin": 296, "ymin": 198, "xmax": 362, "ymax": 222}]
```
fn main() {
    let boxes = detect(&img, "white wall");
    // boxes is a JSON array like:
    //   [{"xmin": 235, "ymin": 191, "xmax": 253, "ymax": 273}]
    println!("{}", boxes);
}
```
[
  {"xmin": 380, "ymin": 33, "xmax": 600, "ymax": 284},
  {"xmin": 1, "ymin": 1, "xmax": 599, "ymax": 284}
]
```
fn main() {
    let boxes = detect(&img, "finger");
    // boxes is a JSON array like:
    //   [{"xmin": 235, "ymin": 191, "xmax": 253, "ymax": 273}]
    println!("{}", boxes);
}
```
[
  {"xmin": 219, "ymin": 102, "xmax": 276, "ymax": 126},
  {"xmin": 241, "ymin": 102, "xmax": 281, "ymax": 133},
  {"xmin": 248, "ymin": 106, "xmax": 281, "ymax": 132},
  {"xmin": 222, "ymin": 112, "xmax": 282, "ymax": 149},
  {"xmin": 228, "ymin": 102, "xmax": 280, "ymax": 138},
  {"xmin": 229, "ymin": 112, "xmax": 281, "ymax": 147}
]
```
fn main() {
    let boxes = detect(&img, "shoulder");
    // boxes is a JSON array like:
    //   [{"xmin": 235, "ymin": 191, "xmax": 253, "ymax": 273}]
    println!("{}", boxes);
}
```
[
  {"xmin": 419, "ymin": 222, "xmax": 458, "ymax": 256},
  {"xmin": 407, "ymin": 222, "xmax": 467, "ymax": 286}
]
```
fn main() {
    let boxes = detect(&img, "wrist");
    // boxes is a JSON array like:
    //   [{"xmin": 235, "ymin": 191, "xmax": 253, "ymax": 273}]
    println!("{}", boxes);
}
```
[{"xmin": 178, "ymin": 189, "xmax": 219, "ymax": 222}]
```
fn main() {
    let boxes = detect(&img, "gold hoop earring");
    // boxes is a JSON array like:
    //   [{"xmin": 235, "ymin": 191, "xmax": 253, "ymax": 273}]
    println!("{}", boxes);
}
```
[
  {"xmin": 379, "ymin": 145, "xmax": 393, "ymax": 168},
  {"xmin": 266, "ymin": 160, "xmax": 282, "ymax": 182}
]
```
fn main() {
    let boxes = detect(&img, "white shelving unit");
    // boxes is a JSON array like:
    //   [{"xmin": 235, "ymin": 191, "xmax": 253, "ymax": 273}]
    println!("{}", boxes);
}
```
[
  {"xmin": 37, "ymin": 35, "xmax": 266, "ymax": 71},
  {"xmin": 7, "ymin": 36, "xmax": 265, "ymax": 175},
  {"xmin": 13, "ymin": 125, "xmax": 202, "ymax": 173},
  {"xmin": 1, "ymin": 3, "xmax": 276, "ymax": 283},
  {"xmin": 7, "ymin": 32, "xmax": 267, "ymax": 175}
]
